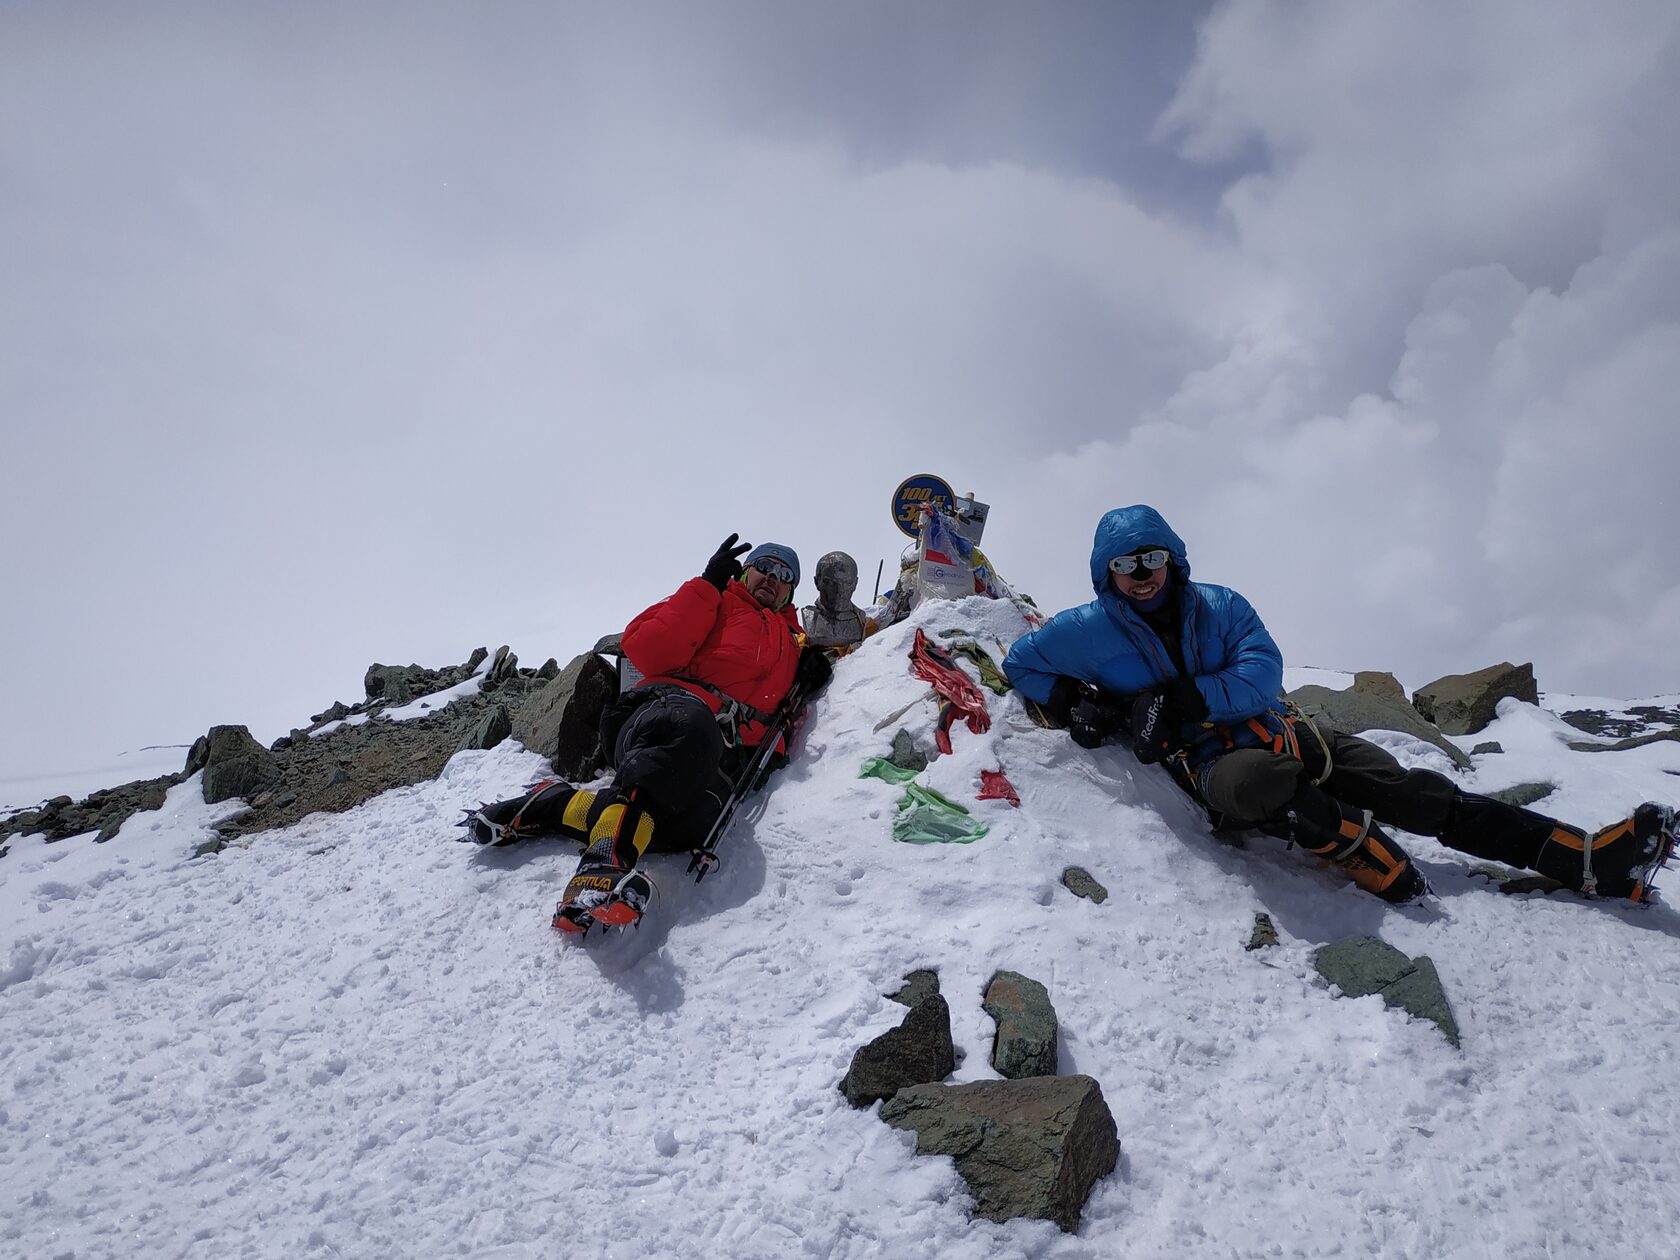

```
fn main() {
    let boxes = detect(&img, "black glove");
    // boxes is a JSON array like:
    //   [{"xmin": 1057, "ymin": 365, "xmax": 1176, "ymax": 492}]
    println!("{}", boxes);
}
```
[
  {"xmin": 1044, "ymin": 675, "xmax": 1084, "ymax": 725},
  {"xmin": 702, "ymin": 533, "xmax": 751, "ymax": 590},
  {"xmin": 1068, "ymin": 702, "xmax": 1122, "ymax": 749},
  {"xmin": 1041, "ymin": 676, "xmax": 1130, "ymax": 750},
  {"xmin": 794, "ymin": 644, "xmax": 834, "ymax": 696},
  {"xmin": 1128, "ymin": 676, "xmax": 1208, "ymax": 764}
]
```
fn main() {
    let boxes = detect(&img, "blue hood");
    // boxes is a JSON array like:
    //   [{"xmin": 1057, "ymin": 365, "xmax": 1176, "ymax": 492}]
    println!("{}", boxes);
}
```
[{"xmin": 1087, "ymin": 505, "xmax": 1191, "ymax": 594}]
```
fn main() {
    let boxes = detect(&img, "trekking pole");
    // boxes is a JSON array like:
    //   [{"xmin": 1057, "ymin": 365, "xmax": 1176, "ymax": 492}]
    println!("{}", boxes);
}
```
[{"xmin": 686, "ymin": 681, "xmax": 812, "ymax": 883}]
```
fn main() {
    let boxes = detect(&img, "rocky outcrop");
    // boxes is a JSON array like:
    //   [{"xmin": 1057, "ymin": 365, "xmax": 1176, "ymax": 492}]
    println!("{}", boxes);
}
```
[
  {"xmin": 1314, "ymin": 937, "xmax": 1459, "ymax": 1048},
  {"xmin": 195, "ymin": 726, "xmax": 281, "ymax": 805},
  {"xmin": 1559, "ymin": 701, "xmax": 1680, "ymax": 741},
  {"xmin": 983, "ymin": 971, "xmax": 1058, "ymax": 1079},
  {"xmin": 1285, "ymin": 684, "xmax": 1472, "ymax": 770},
  {"xmin": 880, "ymin": 1075, "xmax": 1119, "ymax": 1232},
  {"xmin": 839, "ymin": 995, "xmax": 955, "ymax": 1108},
  {"xmin": 1412, "ymin": 662, "xmax": 1538, "ymax": 736},
  {"xmin": 3, "ymin": 646, "xmax": 586, "ymax": 852},
  {"xmin": 0, "ymin": 775, "xmax": 181, "ymax": 846}
]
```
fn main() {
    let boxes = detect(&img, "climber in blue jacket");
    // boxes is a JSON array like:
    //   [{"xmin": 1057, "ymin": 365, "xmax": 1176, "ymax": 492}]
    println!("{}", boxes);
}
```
[{"xmin": 1004, "ymin": 504, "xmax": 1674, "ymax": 904}]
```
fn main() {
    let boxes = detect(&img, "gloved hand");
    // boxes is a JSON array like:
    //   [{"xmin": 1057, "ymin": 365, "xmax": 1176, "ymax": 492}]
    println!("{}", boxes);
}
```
[
  {"xmin": 702, "ymin": 533, "xmax": 751, "ymax": 590},
  {"xmin": 794, "ymin": 644, "xmax": 834, "ymax": 696},
  {"xmin": 1069, "ymin": 695, "xmax": 1122, "ymax": 749},
  {"xmin": 1128, "ymin": 676, "xmax": 1208, "ymax": 764},
  {"xmin": 1044, "ymin": 675, "xmax": 1084, "ymax": 725}
]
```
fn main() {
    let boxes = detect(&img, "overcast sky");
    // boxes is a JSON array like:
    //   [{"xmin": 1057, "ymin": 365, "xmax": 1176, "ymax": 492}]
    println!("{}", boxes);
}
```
[{"xmin": 4, "ymin": 0, "xmax": 1677, "ymax": 789}]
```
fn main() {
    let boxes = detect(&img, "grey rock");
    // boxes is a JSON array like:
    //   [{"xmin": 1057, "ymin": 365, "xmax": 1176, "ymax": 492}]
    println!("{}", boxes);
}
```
[
  {"xmin": 464, "ymin": 646, "xmax": 489, "ymax": 674},
  {"xmin": 880, "ymin": 1075, "xmax": 1119, "ymax": 1232},
  {"xmin": 887, "ymin": 969, "xmax": 941, "ymax": 1007},
  {"xmin": 1413, "ymin": 662, "xmax": 1538, "ymax": 736},
  {"xmin": 888, "ymin": 728, "xmax": 929, "ymax": 773},
  {"xmin": 185, "ymin": 736, "xmax": 210, "ymax": 777},
  {"xmin": 1488, "ymin": 782, "xmax": 1556, "ymax": 809},
  {"xmin": 1472, "ymin": 741, "xmax": 1504, "ymax": 755},
  {"xmin": 983, "ymin": 971, "xmax": 1058, "ymax": 1079},
  {"xmin": 1061, "ymin": 866, "xmax": 1108, "ymax": 904},
  {"xmin": 139, "ymin": 783, "xmax": 169, "ymax": 812},
  {"xmin": 458, "ymin": 704, "xmax": 512, "ymax": 753},
  {"xmin": 839, "ymin": 994, "xmax": 955, "ymax": 1108},
  {"xmin": 534, "ymin": 657, "xmax": 560, "ymax": 681},
  {"xmin": 312, "ymin": 700, "xmax": 351, "ymax": 724},
  {"xmin": 509, "ymin": 650, "xmax": 619, "ymax": 779},
  {"xmin": 192, "ymin": 837, "xmax": 226, "ymax": 858},
  {"xmin": 1314, "ymin": 937, "xmax": 1459, "ymax": 1047},
  {"xmin": 327, "ymin": 767, "xmax": 351, "ymax": 787},
  {"xmin": 198, "ymin": 726, "xmax": 282, "ymax": 805},
  {"xmin": 486, "ymin": 645, "xmax": 519, "ymax": 685},
  {"xmin": 1286, "ymin": 684, "xmax": 1472, "ymax": 770}
]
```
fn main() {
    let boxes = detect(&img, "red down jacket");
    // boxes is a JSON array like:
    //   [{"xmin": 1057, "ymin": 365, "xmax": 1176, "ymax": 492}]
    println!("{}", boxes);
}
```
[{"xmin": 622, "ymin": 576, "xmax": 802, "ymax": 748}]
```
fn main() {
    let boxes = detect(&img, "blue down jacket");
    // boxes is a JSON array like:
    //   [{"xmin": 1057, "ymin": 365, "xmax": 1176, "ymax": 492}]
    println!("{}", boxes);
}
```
[{"xmin": 1003, "ymin": 505, "xmax": 1290, "ymax": 768}]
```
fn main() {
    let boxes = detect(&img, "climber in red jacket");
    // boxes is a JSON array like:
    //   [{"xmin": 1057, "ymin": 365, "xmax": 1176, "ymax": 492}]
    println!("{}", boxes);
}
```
[{"xmin": 466, "ymin": 533, "xmax": 831, "ymax": 934}]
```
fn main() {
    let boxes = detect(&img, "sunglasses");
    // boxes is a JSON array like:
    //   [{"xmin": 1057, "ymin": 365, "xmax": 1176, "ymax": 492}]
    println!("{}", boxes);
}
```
[
  {"xmin": 750, "ymin": 556, "xmax": 796, "ymax": 585},
  {"xmin": 1108, "ymin": 549, "xmax": 1171, "ymax": 577}
]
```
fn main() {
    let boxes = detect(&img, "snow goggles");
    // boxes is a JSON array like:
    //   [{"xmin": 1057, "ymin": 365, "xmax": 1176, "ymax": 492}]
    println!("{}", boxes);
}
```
[
  {"xmin": 1108, "ymin": 549, "xmax": 1171, "ymax": 577},
  {"xmin": 750, "ymin": 555, "xmax": 796, "ymax": 585}
]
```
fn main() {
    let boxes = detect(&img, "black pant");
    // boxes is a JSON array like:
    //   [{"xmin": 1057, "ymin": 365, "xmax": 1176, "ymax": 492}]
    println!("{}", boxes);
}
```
[
  {"xmin": 1198, "ymin": 726, "xmax": 1457, "ymax": 834},
  {"xmin": 603, "ymin": 685, "xmax": 736, "ymax": 852}
]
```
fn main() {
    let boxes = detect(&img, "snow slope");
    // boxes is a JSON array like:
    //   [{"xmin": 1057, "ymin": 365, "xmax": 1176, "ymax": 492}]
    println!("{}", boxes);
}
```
[{"xmin": 4, "ymin": 596, "xmax": 1679, "ymax": 1258}]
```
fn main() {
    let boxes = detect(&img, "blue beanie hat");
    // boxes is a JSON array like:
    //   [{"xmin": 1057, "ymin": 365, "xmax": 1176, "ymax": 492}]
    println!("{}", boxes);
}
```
[{"xmin": 744, "ymin": 542, "xmax": 800, "ymax": 588}]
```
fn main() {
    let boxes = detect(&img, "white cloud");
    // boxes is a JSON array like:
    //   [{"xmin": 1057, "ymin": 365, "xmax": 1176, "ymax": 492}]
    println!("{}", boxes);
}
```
[{"xmin": 2, "ymin": 0, "xmax": 1676, "ymax": 787}]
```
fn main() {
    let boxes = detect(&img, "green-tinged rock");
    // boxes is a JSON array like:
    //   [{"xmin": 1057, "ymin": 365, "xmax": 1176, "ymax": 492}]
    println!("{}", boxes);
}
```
[
  {"xmin": 1061, "ymin": 866, "xmax": 1108, "ymax": 904},
  {"xmin": 1314, "ymin": 937, "xmax": 1460, "ymax": 1047},
  {"xmin": 1313, "ymin": 937, "xmax": 1413, "ymax": 998},
  {"xmin": 983, "ymin": 971, "xmax": 1058, "ymax": 1079},
  {"xmin": 1471, "ymin": 741, "xmax": 1503, "ymax": 755},
  {"xmin": 198, "ymin": 726, "xmax": 282, "ymax": 805},
  {"xmin": 839, "ymin": 994, "xmax": 955, "ymax": 1107},
  {"xmin": 887, "ymin": 969, "xmax": 940, "ymax": 1007},
  {"xmin": 880, "ymin": 1076, "xmax": 1119, "ymax": 1233},
  {"xmin": 1381, "ymin": 956, "xmax": 1460, "ymax": 1048}
]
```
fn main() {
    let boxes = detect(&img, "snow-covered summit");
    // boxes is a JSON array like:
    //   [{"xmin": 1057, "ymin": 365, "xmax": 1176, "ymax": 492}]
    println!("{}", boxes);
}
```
[{"xmin": 4, "ymin": 594, "xmax": 1680, "ymax": 1257}]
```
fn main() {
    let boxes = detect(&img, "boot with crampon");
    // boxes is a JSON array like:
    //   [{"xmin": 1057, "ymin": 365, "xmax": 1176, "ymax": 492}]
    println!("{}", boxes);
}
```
[
  {"xmin": 1266, "ymin": 783, "xmax": 1430, "ymax": 904},
  {"xmin": 551, "ymin": 789, "xmax": 659, "ymax": 936}
]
